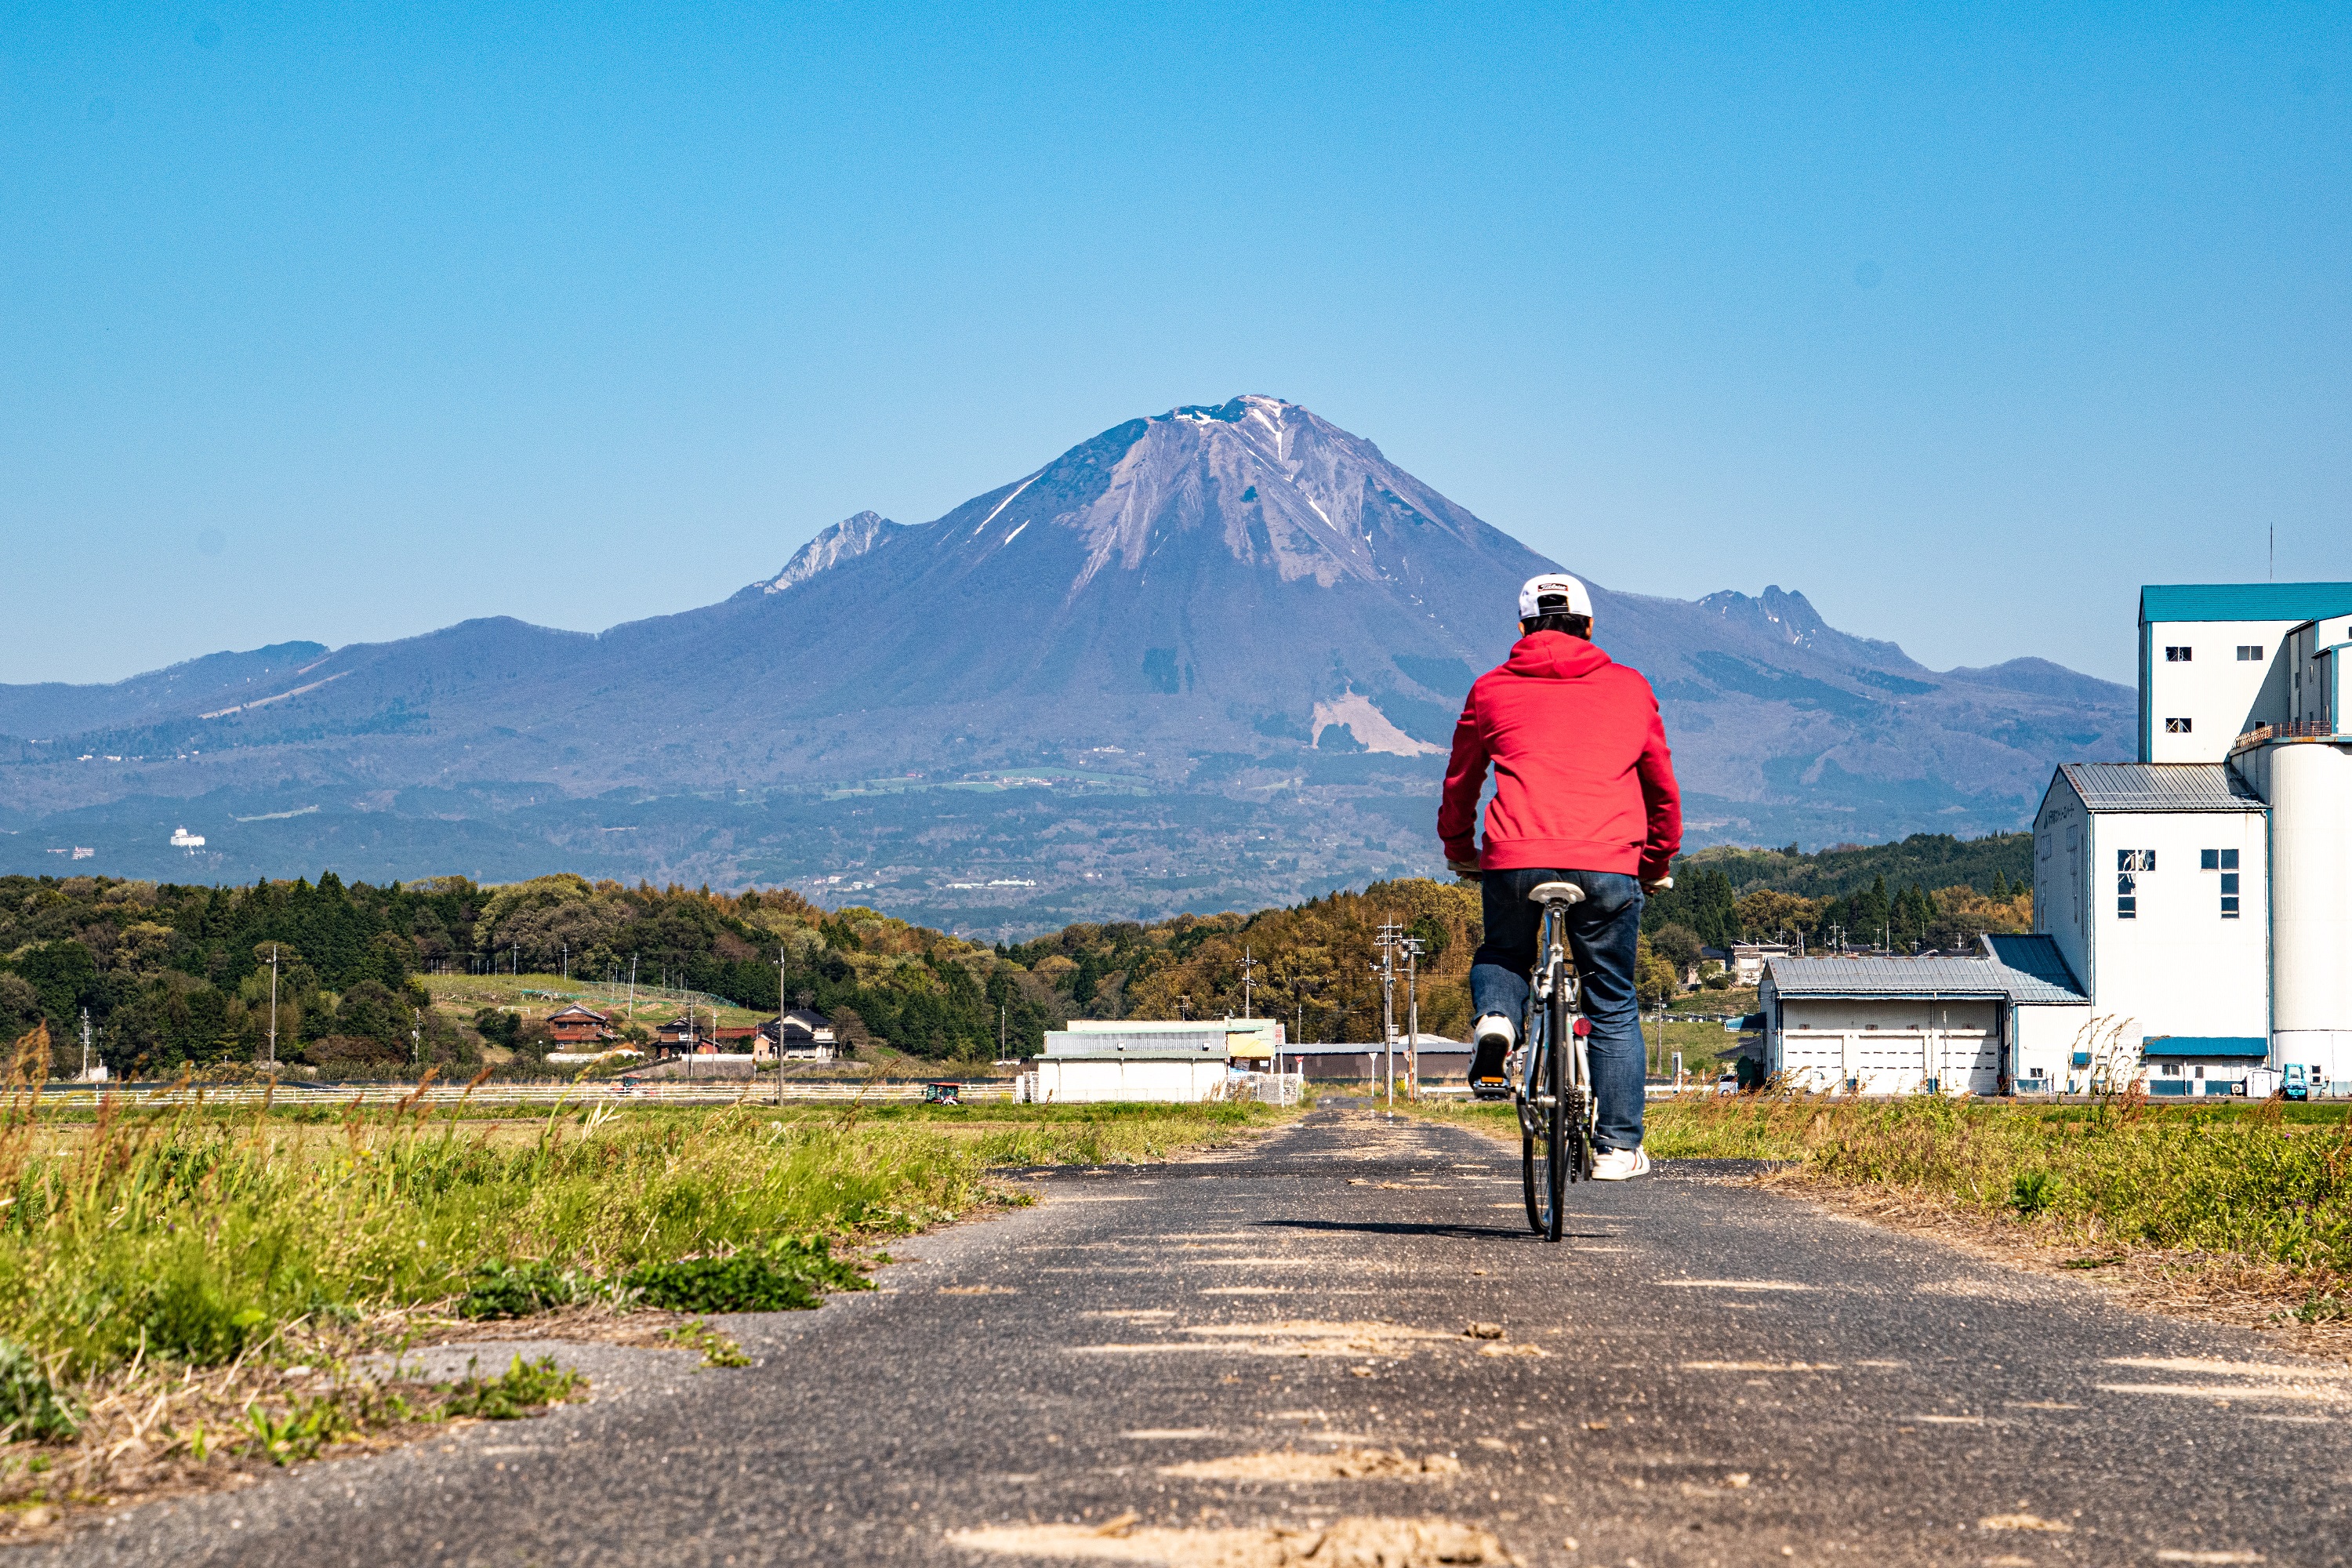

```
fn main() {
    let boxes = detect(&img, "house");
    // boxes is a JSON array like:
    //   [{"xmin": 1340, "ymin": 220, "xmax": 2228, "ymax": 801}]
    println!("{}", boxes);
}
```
[
  {"xmin": 544, "ymin": 1004, "xmax": 613, "ymax": 1046},
  {"xmin": 1727, "ymin": 943, "xmax": 1790, "ymax": 985},
  {"xmin": 758, "ymin": 1009, "xmax": 837, "ymax": 1062},
  {"xmin": 1759, "ymin": 935, "xmax": 2091, "ymax": 1095}
]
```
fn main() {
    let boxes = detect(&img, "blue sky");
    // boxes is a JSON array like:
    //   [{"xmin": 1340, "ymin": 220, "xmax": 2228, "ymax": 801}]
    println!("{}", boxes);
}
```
[{"xmin": 5, "ymin": 2, "xmax": 2346, "ymax": 685}]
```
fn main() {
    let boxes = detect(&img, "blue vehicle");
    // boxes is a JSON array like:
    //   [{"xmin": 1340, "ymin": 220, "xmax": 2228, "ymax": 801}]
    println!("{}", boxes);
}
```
[{"xmin": 2285, "ymin": 1064, "xmax": 2310, "ymax": 1102}]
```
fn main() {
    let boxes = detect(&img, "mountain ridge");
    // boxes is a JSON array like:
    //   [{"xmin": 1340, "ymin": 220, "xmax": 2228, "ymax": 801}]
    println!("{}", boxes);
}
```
[{"xmin": 0, "ymin": 394, "xmax": 2131, "ymax": 933}]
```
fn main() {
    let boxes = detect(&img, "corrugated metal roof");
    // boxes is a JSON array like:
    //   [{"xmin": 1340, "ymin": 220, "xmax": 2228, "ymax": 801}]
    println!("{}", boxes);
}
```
[
  {"xmin": 1980, "ymin": 935, "xmax": 2089, "ymax": 1002},
  {"xmin": 1765, "ymin": 949, "xmax": 2088, "ymax": 1004},
  {"xmin": 2140, "ymin": 583, "xmax": 2352, "ymax": 625},
  {"xmin": 2057, "ymin": 762, "xmax": 2265, "ymax": 813},
  {"xmin": 1042, "ymin": 1029, "xmax": 1225, "ymax": 1058}
]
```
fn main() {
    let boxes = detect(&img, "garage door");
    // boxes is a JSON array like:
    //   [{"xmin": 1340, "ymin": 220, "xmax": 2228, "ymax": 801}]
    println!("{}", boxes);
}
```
[
  {"xmin": 1778, "ymin": 1029, "xmax": 1846, "ymax": 1091},
  {"xmin": 1939, "ymin": 1031, "xmax": 1999, "ymax": 1095},
  {"xmin": 1853, "ymin": 1033, "xmax": 1927, "ymax": 1094}
]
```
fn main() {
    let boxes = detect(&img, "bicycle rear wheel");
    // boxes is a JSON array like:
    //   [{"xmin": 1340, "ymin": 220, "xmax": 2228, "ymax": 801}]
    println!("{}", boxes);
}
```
[{"xmin": 1541, "ymin": 982, "xmax": 1568, "ymax": 1238}]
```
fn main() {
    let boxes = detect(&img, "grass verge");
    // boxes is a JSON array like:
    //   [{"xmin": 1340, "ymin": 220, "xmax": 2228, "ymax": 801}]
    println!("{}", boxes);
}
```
[
  {"xmin": 1414, "ymin": 1091, "xmax": 2352, "ymax": 1352},
  {"xmin": 0, "ymin": 1028, "xmax": 1288, "ymax": 1536}
]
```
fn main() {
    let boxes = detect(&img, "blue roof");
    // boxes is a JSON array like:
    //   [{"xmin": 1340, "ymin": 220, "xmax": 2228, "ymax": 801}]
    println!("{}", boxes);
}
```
[
  {"xmin": 2140, "ymin": 583, "xmax": 2352, "ymax": 626},
  {"xmin": 2141, "ymin": 1036, "xmax": 2268, "ymax": 1059},
  {"xmin": 1980, "ymin": 935, "xmax": 2090, "ymax": 1003}
]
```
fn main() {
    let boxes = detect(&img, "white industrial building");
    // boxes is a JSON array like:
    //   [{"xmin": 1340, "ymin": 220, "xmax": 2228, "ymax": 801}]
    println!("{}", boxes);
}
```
[
  {"xmin": 1761, "ymin": 580, "xmax": 2352, "ymax": 1096},
  {"xmin": 2041, "ymin": 582, "xmax": 2352, "ymax": 1092}
]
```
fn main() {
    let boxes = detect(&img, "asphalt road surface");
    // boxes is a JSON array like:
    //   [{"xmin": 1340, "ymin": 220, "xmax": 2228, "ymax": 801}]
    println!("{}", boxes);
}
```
[{"xmin": 48, "ymin": 1107, "xmax": 2352, "ymax": 1567}]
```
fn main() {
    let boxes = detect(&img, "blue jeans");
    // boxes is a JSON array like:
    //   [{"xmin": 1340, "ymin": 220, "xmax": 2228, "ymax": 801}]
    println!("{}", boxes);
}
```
[{"xmin": 1469, "ymin": 868, "xmax": 1647, "ymax": 1152}]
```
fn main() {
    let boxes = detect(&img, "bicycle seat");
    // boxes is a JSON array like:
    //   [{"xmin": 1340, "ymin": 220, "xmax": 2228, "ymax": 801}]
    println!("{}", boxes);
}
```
[{"xmin": 1527, "ymin": 880, "xmax": 1584, "ymax": 907}]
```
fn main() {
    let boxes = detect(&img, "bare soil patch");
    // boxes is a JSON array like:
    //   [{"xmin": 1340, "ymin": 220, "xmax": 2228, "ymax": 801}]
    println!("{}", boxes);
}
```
[
  {"xmin": 945, "ymin": 1515, "xmax": 1514, "ymax": 1566},
  {"xmin": 1156, "ymin": 1449, "xmax": 1464, "ymax": 1482}
]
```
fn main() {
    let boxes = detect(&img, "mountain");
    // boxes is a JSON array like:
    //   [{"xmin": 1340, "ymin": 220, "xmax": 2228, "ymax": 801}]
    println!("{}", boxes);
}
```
[{"xmin": 0, "ymin": 395, "xmax": 2132, "ymax": 933}]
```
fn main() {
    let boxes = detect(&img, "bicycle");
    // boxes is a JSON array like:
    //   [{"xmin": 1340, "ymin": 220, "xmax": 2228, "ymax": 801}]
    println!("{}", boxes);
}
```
[{"xmin": 1515, "ymin": 880, "xmax": 1596, "ymax": 1241}]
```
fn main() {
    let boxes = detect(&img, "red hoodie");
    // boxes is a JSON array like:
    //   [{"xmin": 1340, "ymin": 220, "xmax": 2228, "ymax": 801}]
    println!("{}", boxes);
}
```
[{"xmin": 1437, "ymin": 631, "xmax": 1682, "ymax": 880}]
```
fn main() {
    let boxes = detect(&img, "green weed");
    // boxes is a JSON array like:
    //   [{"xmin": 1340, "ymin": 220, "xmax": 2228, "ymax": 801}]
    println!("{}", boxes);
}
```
[
  {"xmin": 438, "ymin": 1355, "xmax": 583, "ymax": 1421},
  {"xmin": 0, "ymin": 1341, "xmax": 78, "ymax": 1443},
  {"xmin": 456, "ymin": 1261, "xmax": 600, "ymax": 1320}
]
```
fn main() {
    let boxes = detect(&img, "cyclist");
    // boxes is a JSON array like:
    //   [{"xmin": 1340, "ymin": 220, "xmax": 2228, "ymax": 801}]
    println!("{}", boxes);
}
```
[{"xmin": 1437, "ymin": 572, "xmax": 1682, "ymax": 1181}]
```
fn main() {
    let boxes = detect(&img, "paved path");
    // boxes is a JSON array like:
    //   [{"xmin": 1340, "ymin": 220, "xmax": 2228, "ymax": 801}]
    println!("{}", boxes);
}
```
[{"xmin": 50, "ymin": 1109, "xmax": 2352, "ymax": 1566}]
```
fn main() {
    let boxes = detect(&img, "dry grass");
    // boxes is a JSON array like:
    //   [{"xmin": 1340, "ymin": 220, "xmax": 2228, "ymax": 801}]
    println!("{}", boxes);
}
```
[{"xmin": 1421, "ymin": 1087, "xmax": 2352, "ymax": 1357}]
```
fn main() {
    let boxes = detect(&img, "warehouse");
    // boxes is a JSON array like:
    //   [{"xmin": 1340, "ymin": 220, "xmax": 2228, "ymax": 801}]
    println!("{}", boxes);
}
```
[
  {"xmin": 1022, "ymin": 1019, "xmax": 1292, "ymax": 1103},
  {"xmin": 1759, "ymin": 935, "xmax": 2089, "ymax": 1095}
]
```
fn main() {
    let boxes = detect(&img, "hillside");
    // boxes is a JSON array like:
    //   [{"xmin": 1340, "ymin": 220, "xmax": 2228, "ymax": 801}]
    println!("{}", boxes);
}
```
[{"xmin": 0, "ymin": 397, "xmax": 2131, "ymax": 935}]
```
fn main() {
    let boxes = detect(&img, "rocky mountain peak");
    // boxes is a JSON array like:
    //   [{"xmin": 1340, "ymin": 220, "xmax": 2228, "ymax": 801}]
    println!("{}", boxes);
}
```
[{"xmin": 759, "ymin": 510, "xmax": 901, "ymax": 594}]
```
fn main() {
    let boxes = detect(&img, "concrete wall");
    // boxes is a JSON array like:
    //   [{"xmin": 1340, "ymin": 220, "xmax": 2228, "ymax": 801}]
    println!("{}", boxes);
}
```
[
  {"xmin": 2034, "ymin": 783, "xmax": 2092, "ymax": 989},
  {"xmin": 2012, "ymin": 1003, "xmax": 2098, "ymax": 1091},
  {"xmin": 2140, "ymin": 617, "xmax": 2300, "ymax": 761},
  {"xmin": 2082, "ymin": 806, "xmax": 2270, "ymax": 1047},
  {"xmin": 1031, "ymin": 1057, "xmax": 1228, "ymax": 1103},
  {"xmin": 2239, "ymin": 738, "xmax": 2352, "ymax": 1080}
]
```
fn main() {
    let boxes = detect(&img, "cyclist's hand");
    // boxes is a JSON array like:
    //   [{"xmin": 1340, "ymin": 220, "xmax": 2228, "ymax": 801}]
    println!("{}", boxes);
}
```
[{"xmin": 1447, "ymin": 859, "xmax": 1483, "ymax": 882}]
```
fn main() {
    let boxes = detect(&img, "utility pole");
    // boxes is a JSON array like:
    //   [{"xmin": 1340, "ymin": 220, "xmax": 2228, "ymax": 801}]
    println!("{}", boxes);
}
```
[
  {"xmin": 412, "ymin": 1008, "xmax": 423, "ymax": 1068},
  {"xmin": 1402, "ymin": 937, "xmax": 1425, "ymax": 1104},
  {"xmin": 777, "ymin": 946, "xmax": 789, "ymax": 1107},
  {"xmin": 627, "ymin": 955, "xmax": 637, "ymax": 1030},
  {"xmin": 79, "ymin": 1007, "xmax": 90, "ymax": 1081},
  {"xmin": 1373, "ymin": 923, "xmax": 1403, "ymax": 1112},
  {"xmin": 1237, "ymin": 947, "xmax": 1258, "ymax": 1019},
  {"xmin": 267, "ymin": 945, "xmax": 279, "ymax": 1071}
]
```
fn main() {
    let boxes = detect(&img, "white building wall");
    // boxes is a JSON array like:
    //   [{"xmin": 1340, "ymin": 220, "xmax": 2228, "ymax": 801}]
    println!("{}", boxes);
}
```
[
  {"xmin": 2034, "ymin": 785, "xmax": 2091, "ymax": 989},
  {"xmin": 1765, "ymin": 996, "xmax": 2001, "ymax": 1095},
  {"xmin": 2084, "ymin": 806, "xmax": 2269, "ymax": 1047},
  {"xmin": 1032, "ymin": 1057, "xmax": 1226, "ymax": 1103},
  {"xmin": 2285, "ymin": 617, "xmax": 2352, "ymax": 728},
  {"xmin": 2011, "ymin": 1004, "xmax": 2097, "ymax": 1091},
  {"xmin": 2141, "ymin": 618, "xmax": 2300, "ymax": 762},
  {"xmin": 2238, "ymin": 739, "xmax": 2352, "ymax": 1082}
]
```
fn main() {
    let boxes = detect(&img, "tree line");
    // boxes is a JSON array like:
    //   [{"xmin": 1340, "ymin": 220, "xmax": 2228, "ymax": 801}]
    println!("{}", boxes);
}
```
[{"xmin": 1, "ymin": 829, "xmax": 2035, "ymax": 1075}]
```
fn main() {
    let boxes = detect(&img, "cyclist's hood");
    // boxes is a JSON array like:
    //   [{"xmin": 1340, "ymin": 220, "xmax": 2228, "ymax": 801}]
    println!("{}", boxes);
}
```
[{"xmin": 1501, "ymin": 630, "xmax": 1613, "ymax": 681}]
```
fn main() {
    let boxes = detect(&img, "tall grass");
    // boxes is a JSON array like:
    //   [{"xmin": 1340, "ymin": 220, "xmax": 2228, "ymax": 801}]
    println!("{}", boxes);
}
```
[
  {"xmin": 1646, "ymin": 1091, "xmax": 2352, "ymax": 1271},
  {"xmin": 0, "ymin": 1027, "xmax": 1283, "ymax": 1377},
  {"xmin": 1422, "ymin": 1089, "xmax": 2352, "ymax": 1274}
]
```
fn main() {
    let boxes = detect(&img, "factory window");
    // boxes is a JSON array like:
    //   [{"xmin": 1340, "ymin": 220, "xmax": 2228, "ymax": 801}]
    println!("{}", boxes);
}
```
[
  {"xmin": 2238, "ymin": 645, "xmax": 2263, "ymax": 661},
  {"xmin": 2118, "ymin": 849, "xmax": 2155, "ymax": 871},
  {"xmin": 2221, "ymin": 872, "xmax": 2241, "ymax": 917},
  {"xmin": 2116, "ymin": 871, "xmax": 2137, "ymax": 919},
  {"xmin": 2160, "ymin": 1062, "xmax": 2181, "ymax": 1076},
  {"xmin": 2165, "ymin": 646, "xmax": 2193, "ymax": 662},
  {"xmin": 2165, "ymin": 717, "xmax": 2192, "ymax": 733}
]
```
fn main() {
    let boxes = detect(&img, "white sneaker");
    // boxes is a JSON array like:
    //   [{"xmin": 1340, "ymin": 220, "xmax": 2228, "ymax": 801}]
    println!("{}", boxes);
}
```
[{"xmin": 1590, "ymin": 1146, "xmax": 1650, "ymax": 1181}]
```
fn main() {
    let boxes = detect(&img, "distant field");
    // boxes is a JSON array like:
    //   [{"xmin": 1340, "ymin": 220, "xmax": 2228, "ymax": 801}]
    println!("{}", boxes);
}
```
[{"xmin": 421, "ymin": 972, "xmax": 773, "ymax": 1029}]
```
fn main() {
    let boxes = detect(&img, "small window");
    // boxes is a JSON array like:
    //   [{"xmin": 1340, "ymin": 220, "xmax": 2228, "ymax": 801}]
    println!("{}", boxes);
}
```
[
  {"xmin": 2222, "ymin": 848, "xmax": 2238, "ymax": 869},
  {"xmin": 2165, "ymin": 717, "xmax": 2193, "ymax": 734},
  {"xmin": 2238, "ymin": 644, "xmax": 2263, "ymax": 661},
  {"xmin": 2117, "ymin": 870, "xmax": 2137, "ymax": 918},
  {"xmin": 2201, "ymin": 848, "xmax": 2218, "ymax": 870},
  {"xmin": 2118, "ymin": 849, "xmax": 2155, "ymax": 871},
  {"xmin": 2162, "ymin": 1062, "xmax": 2181, "ymax": 1076},
  {"xmin": 2221, "ymin": 898, "xmax": 2240, "ymax": 918},
  {"xmin": 2165, "ymin": 646, "xmax": 2193, "ymax": 662}
]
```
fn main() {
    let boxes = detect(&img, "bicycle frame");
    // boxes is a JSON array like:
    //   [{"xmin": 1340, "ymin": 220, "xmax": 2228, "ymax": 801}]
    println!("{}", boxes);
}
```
[{"xmin": 1517, "ymin": 888, "xmax": 1595, "ymax": 1240}]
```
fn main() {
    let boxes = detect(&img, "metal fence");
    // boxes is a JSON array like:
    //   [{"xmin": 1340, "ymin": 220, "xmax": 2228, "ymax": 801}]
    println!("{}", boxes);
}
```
[{"xmin": 30, "ymin": 1080, "xmax": 1018, "ymax": 1109}]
